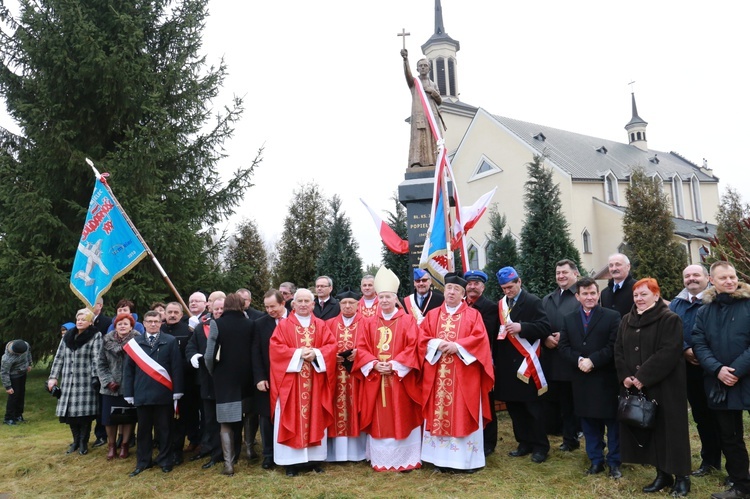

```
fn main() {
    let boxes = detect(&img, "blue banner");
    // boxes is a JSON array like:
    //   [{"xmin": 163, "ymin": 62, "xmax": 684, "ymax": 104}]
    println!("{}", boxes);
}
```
[{"xmin": 70, "ymin": 178, "xmax": 147, "ymax": 308}]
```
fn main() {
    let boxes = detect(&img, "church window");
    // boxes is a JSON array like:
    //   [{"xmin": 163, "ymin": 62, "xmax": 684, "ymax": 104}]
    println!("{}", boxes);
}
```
[
  {"xmin": 630, "ymin": 132, "xmax": 635, "ymax": 142},
  {"xmin": 468, "ymin": 244, "xmax": 479, "ymax": 270},
  {"xmin": 596, "ymin": 146, "xmax": 608, "ymax": 154},
  {"xmin": 469, "ymin": 156, "xmax": 502, "ymax": 182},
  {"xmin": 436, "ymin": 58, "xmax": 447, "ymax": 96},
  {"xmin": 672, "ymin": 176, "xmax": 684, "ymax": 218},
  {"xmin": 604, "ymin": 172, "xmax": 618, "ymax": 205},
  {"xmin": 699, "ymin": 245, "xmax": 709, "ymax": 262},
  {"xmin": 533, "ymin": 132, "xmax": 546, "ymax": 141},
  {"xmin": 582, "ymin": 229, "xmax": 592, "ymax": 254},
  {"xmin": 636, "ymin": 132, "xmax": 642, "ymax": 140},
  {"xmin": 447, "ymin": 58, "xmax": 456, "ymax": 97},
  {"xmin": 691, "ymin": 176, "xmax": 703, "ymax": 221}
]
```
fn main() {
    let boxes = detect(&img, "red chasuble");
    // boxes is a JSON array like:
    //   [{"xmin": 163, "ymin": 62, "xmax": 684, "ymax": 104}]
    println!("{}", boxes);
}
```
[
  {"xmin": 358, "ymin": 296, "xmax": 379, "ymax": 318},
  {"xmin": 354, "ymin": 308, "xmax": 422, "ymax": 439},
  {"xmin": 419, "ymin": 302, "xmax": 495, "ymax": 438},
  {"xmin": 325, "ymin": 313, "xmax": 363, "ymax": 437},
  {"xmin": 270, "ymin": 314, "xmax": 337, "ymax": 449}
]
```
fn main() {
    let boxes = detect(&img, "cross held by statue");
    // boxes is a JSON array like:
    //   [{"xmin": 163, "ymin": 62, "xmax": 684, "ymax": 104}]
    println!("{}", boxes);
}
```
[{"xmin": 397, "ymin": 28, "xmax": 410, "ymax": 50}]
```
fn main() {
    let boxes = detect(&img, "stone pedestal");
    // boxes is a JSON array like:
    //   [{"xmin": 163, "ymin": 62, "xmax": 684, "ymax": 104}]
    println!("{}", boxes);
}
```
[{"xmin": 397, "ymin": 167, "xmax": 453, "ymax": 270}]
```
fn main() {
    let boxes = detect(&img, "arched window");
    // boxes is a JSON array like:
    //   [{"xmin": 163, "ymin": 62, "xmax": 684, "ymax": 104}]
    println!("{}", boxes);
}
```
[
  {"xmin": 636, "ymin": 131, "xmax": 642, "ymax": 140},
  {"xmin": 630, "ymin": 132, "xmax": 635, "ymax": 142},
  {"xmin": 672, "ymin": 176, "xmax": 684, "ymax": 218},
  {"xmin": 604, "ymin": 172, "xmax": 618, "ymax": 205},
  {"xmin": 691, "ymin": 176, "xmax": 703, "ymax": 221},
  {"xmin": 468, "ymin": 243, "xmax": 479, "ymax": 270},
  {"xmin": 435, "ymin": 58, "xmax": 446, "ymax": 95},
  {"xmin": 447, "ymin": 58, "xmax": 456, "ymax": 97},
  {"xmin": 582, "ymin": 229, "xmax": 592, "ymax": 254}
]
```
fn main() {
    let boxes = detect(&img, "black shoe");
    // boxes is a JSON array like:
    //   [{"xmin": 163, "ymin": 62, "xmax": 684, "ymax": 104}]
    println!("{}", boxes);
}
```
[
  {"xmin": 129, "ymin": 464, "xmax": 153, "ymax": 477},
  {"xmin": 161, "ymin": 466, "xmax": 173, "ymax": 473},
  {"xmin": 190, "ymin": 452, "xmax": 210, "ymax": 461},
  {"xmin": 726, "ymin": 477, "xmax": 736, "ymax": 488},
  {"xmin": 530, "ymin": 452, "xmax": 547, "ymax": 464},
  {"xmin": 285, "ymin": 466, "xmax": 298, "ymax": 477},
  {"xmin": 670, "ymin": 476, "xmax": 690, "ymax": 497},
  {"xmin": 559, "ymin": 442, "xmax": 580, "ymax": 452},
  {"xmin": 609, "ymin": 465, "xmax": 623, "ymax": 479},
  {"xmin": 484, "ymin": 447, "xmax": 495, "ymax": 456},
  {"xmin": 692, "ymin": 464, "xmax": 717, "ymax": 477},
  {"xmin": 201, "ymin": 459, "xmax": 219, "ymax": 469},
  {"xmin": 262, "ymin": 457, "xmax": 274, "ymax": 469},
  {"xmin": 78, "ymin": 442, "xmax": 89, "ymax": 455},
  {"xmin": 586, "ymin": 463, "xmax": 605, "ymax": 475},
  {"xmin": 643, "ymin": 470, "xmax": 674, "ymax": 493},
  {"xmin": 711, "ymin": 487, "xmax": 750, "ymax": 499},
  {"xmin": 3, "ymin": 419, "xmax": 15, "ymax": 426},
  {"xmin": 174, "ymin": 457, "xmax": 183, "ymax": 466},
  {"xmin": 15, "ymin": 416, "xmax": 25, "ymax": 423},
  {"xmin": 92, "ymin": 437, "xmax": 107, "ymax": 448},
  {"xmin": 66, "ymin": 442, "xmax": 79, "ymax": 454},
  {"xmin": 312, "ymin": 466, "xmax": 324, "ymax": 474},
  {"xmin": 508, "ymin": 447, "xmax": 532, "ymax": 457}
]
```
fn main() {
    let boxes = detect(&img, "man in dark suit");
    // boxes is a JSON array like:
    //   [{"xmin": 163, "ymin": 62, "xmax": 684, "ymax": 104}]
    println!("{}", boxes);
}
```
[
  {"xmin": 252, "ymin": 289, "xmax": 288, "ymax": 469},
  {"xmin": 92, "ymin": 297, "xmax": 112, "ymax": 334},
  {"xmin": 558, "ymin": 277, "xmax": 622, "ymax": 478},
  {"xmin": 402, "ymin": 268, "xmax": 444, "ymax": 323},
  {"xmin": 599, "ymin": 253, "xmax": 635, "ymax": 318},
  {"xmin": 493, "ymin": 267, "xmax": 551, "ymax": 464},
  {"xmin": 313, "ymin": 276, "xmax": 340, "ymax": 320},
  {"xmin": 464, "ymin": 269, "xmax": 499, "ymax": 456},
  {"xmin": 123, "ymin": 310, "xmax": 184, "ymax": 476},
  {"xmin": 237, "ymin": 288, "xmax": 266, "ymax": 320}
]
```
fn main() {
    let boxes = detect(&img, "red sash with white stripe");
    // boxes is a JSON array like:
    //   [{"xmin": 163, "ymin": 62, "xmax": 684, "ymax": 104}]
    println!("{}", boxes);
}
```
[
  {"xmin": 403, "ymin": 294, "xmax": 424, "ymax": 324},
  {"xmin": 498, "ymin": 298, "xmax": 547, "ymax": 395},
  {"xmin": 123, "ymin": 338, "xmax": 173, "ymax": 391}
]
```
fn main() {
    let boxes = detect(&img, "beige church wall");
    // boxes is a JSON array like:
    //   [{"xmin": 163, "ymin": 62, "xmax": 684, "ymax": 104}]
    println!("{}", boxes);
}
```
[{"xmin": 699, "ymin": 183, "xmax": 719, "ymax": 224}]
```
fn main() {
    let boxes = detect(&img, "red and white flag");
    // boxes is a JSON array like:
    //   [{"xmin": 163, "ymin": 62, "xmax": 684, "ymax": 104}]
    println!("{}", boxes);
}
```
[
  {"xmin": 360, "ymin": 198, "xmax": 409, "ymax": 255},
  {"xmin": 452, "ymin": 187, "xmax": 497, "ymax": 248}
]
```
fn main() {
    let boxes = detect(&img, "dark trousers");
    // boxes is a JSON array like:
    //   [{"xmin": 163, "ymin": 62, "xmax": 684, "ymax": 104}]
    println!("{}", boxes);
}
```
[
  {"xmin": 259, "ymin": 415, "xmax": 274, "ymax": 458},
  {"xmin": 715, "ymin": 410, "xmax": 750, "ymax": 492},
  {"xmin": 94, "ymin": 393, "xmax": 107, "ymax": 440},
  {"xmin": 581, "ymin": 416, "xmax": 620, "ymax": 467},
  {"xmin": 4, "ymin": 374, "xmax": 27, "ymax": 421},
  {"xmin": 506, "ymin": 400, "xmax": 549, "ymax": 455},
  {"xmin": 685, "ymin": 362, "xmax": 722, "ymax": 469},
  {"xmin": 201, "ymin": 399, "xmax": 222, "ymax": 460},
  {"xmin": 172, "ymin": 390, "xmax": 201, "ymax": 460},
  {"xmin": 136, "ymin": 404, "xmax": 174, "ymax": 468},
  {"xmin": 484, "ymin": 390, "xmax": 498, "ymax": 453},
  {"xmin": 543, "ymin": 380, "xmax": 579, "ymax": 446}
]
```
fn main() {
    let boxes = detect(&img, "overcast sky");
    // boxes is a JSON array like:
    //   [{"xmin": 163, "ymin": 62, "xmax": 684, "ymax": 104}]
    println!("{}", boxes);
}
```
[{"xmin": 2, "ymin": 1, "xmax": 748, "ymax": 270}]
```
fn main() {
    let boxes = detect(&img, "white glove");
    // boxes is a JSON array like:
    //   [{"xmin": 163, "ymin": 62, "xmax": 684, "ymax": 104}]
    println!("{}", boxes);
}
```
[
  {"xmin": 190, "ymin": 353, "xmax": 203, "ymax": 369},
  {"xmin": 124, "ymin": 397, "xmax": 134, "ymax": 405},
  {"xmin": 188, "ymin": 316, "xmax": 200, "ymax": 329},
  {"xmin": 173, "ymin": 393, "xmax": 183, "ymax": 401}
]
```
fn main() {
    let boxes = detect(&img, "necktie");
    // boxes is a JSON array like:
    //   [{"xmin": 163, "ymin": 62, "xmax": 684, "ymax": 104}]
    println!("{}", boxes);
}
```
[
  {"xmin": 418, "ymin": 295, "xmax": 424, "ymax": 308},
  {"xmin": 148, "ymin": 335, "xmax": 155, "ymax": 347},
  {"xmin": 507, "ymin": 297, "xmax": 515, "ymax": 309},
  {"xmin": 613, "ymin": 283, "xmax": 620, "ymax": 293},
  {"xmin": 690, "ymin": 296, "xmax": 697, "ymax": 303}
]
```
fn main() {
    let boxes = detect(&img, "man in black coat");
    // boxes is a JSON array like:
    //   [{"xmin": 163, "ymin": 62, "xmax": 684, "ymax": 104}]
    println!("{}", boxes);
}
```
[
  {"xmin": 401, "ymin": 268, "xmax": 444, "ymax": 323},
  {"xmin": 464, "ymin": 269, "xmax": 499, "ymax": 456},
  {"xmin": 493, "ymin": 267, "xmax": 551, "ymax": 464},
  {"xmin": 123, "ymin": 310, "xmax": 184, "ymax": 476},
  {"xmin": 599, "ymin": 253, "xmax": 635, "ymax": 318},
  {"xmin": 559, "ymin": 277, "xmax": 622, "ymax": 478},
  {"xmin": 313, "ymin": 276, "xmax": 340, "ymax": 320},
  {"xmin": 161, "ymin": 302, "xmax": 200, "ymax": 465},
  {"xmin": 541, "ymin": 259, "xmax": 581, "ymax": 452},
  {"xmin": 252, "ymin": 289, "xmax": 289, "ymax": 469}
]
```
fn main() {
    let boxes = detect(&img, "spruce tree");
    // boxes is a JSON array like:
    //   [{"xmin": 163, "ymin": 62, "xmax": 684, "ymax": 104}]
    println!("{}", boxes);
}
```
[
  {"xmin": 483, "ymin": 206, "xmax": 519, "ymax": 301},
  {"xmin": 316, "ymin": 195, "xmax": 363, "ymax": 292},
  {"xmin": 381, "ymin": 195, "xmax": 411, "ymax": 297},
  {"xmin": 0, "ymin": 0, "xmax": 257, "ymax": 353},
  {"xmin": 623, "ymin": 167, "xmax": 686, "ymax": 297},
  {"xmin": 519, "ymin": 155, "xmax": 582, "ymax": 296},
  {"xmin": 225, "ymin": 219, "xmax": 272, "ymax": 300},
  {"xmin": 707, "ymin": 187, "xmax": 750, "ymax": 281},
  {"xmin": 273, "ymin": 182, "xmax": 329, "ymax": 289}
]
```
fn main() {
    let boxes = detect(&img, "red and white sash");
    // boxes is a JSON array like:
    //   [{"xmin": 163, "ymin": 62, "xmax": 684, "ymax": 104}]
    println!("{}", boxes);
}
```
[
  {"xmin": 498, "ymin": 298, "xmax": 547, "ymax": 395},
  {"xmin": 123, "ymin": 338, "xmax": 173, "ymax": 391},
  {"xmin": 403, "ymin": 294, "xmax": 425, "ymax": 324}
]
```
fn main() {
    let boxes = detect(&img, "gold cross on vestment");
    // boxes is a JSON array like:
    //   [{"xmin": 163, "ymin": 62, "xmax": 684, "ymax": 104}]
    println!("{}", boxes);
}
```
[
  {"xmin": 438, "ymin": 364, "xmax": 451, "ymax": 378},
  {"xmin": 341, "ymin": 327, "xmax": 352, "ymax": 343},
  {"xmin": 300, "ymin": 330, "xmax": 313, "ymax": 347},
  {"xmin": 338, "ymin": 369, "xmax": 348, "ymax": 385},
  {"xmin": 435, "ymin": 404, "xmax": 448, "ymax": 421}
]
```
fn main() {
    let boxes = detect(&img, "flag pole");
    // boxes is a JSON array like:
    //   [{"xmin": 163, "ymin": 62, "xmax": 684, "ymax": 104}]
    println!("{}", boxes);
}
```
[
  {"xmin": 85, "ymin": 158, "xmax": 190, "ymax": 314},
  {"xmin": 439, "ymin": 149, "xmax": 454, "ymax": 273}
]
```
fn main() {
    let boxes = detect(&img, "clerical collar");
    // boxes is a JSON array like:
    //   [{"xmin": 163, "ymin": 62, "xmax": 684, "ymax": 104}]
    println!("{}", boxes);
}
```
[
  {"xmin": 342, "ymin": 315, "xmax": 355, "ymax": 326},
  {"xmin": 445, "ymin": 304, "xmax": 460, "ymax": 315},
  {"xmin": 364, "ymin": 298, "xmax": 376, "ymax": 307},
  {"xmin": 297, "ymin": 315, "xmax": 311, "ymax": 327},
  {"xmin": 381, "ymin": 310, "xmax": 397, "ymax": 320}
]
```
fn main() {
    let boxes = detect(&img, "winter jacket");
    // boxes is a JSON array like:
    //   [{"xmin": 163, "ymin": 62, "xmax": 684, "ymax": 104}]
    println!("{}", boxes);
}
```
[{"xmin": 1, "ymin": 341, "xmax": 32, "ymax": 388}]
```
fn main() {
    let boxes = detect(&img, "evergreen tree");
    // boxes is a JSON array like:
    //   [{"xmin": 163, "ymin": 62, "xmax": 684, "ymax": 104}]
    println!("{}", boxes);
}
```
[
  {"xmin": 273, "ymin": 182, "xmax": 329, "ymax": 288},
  {"xmin": 519, "ymin": 155, "xmax": 582, "ymax": 296},
  {"xmin": 316, "ymin": 195, "xmax": 363, "ymax": 292},
  {"xmin": 225, "ymin": 219, "xmax": 271, "ymax": 299},
  {"xmin": 381, "ymin": 195, "xmax": 411, "ymax": 297},
  {"xmin": 483, "ymin": 206, "xmax": 519, "ymax": 301},
  {"xmin": 623, "ymin": 167, "xmax": 686, "ymax": 297},
  {"xmin": 0, "ymin": 0, "xmax": 257, "ymax": 353},
  {"xmin": 707, "ymin": 187, "xmax": 750, "ymax": 281}
]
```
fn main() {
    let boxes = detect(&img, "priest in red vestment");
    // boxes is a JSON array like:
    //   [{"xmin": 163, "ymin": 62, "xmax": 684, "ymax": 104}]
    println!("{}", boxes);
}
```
[
  {"xmin": 354, "ymin": 266, "xmax": 423, "ymax": 471},
  {"xmin": 270, "ymin": 288, "xmax": 337, "ymax": 477},
  {"xmin": 418, "ymin": 272, "xmax": 494, "ymax": 472},
  {"xmin": 358, "ymin": 274, "xmax": 379, "ymax": 318},
  {"xmin": 325, "ymin": 287, "xmax": 366, "ymax": 461}
]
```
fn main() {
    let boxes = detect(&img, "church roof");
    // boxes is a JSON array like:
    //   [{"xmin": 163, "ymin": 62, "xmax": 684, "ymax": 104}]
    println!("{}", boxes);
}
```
[
  {"xmin": 487, "ymin": 113, "xmax": 718, "ymax": 183},
  {"xmin": 606, "ymin": 203, "xmax": 716, "ymax": 240},
  {"xmin": 421, "ymin": 0, "xmax": 460, "ymax": 52}
]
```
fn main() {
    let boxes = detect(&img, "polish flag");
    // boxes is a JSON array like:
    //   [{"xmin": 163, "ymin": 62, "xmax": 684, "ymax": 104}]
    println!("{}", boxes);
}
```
[
  {"xmin": 452, "ymin": 187, "xmax": 497, "ymax": 249},
  {"xmin": 360, "ymin": 199, "xmax": 409, "ymax": 255}
]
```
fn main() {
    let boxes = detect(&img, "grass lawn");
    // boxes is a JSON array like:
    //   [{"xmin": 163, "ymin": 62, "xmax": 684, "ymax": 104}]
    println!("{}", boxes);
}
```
[{"xmin": 0, "ymin": 368, "xmax": 736, "ymax": 498}]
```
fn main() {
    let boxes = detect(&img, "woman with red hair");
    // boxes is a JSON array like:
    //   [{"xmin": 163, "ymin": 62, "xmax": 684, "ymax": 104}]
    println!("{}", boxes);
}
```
[
  {"xmin": 97, "ymin": 313, "xmax": 139, "ymax": 459},
  {"xmin": 614, "ymin": 277, "xmax": 691, "ymax": 496}
]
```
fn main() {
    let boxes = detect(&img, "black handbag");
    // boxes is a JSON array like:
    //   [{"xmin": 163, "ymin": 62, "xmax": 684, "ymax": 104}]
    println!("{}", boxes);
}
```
[
  {"xmin": 110, "ymin": 406, "xmax": 138, "ymax": 425},
  {"xmin": 617, "ymin": 388, "xmax": 657, "ymax": 429}
]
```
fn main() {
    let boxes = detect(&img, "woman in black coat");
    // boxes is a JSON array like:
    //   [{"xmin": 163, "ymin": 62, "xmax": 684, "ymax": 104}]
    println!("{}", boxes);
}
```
[
  {"xmin": 614, "ymin": 278, "xmax": 691, "ymax": 496},
  {"xmin": 205, "ymin": 293, "xmax": 254, "ymax": 476}
]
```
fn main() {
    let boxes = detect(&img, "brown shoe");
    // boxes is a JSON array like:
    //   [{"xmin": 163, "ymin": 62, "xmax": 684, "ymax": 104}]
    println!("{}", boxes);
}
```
[
  {"xmin": 107, "ymin": 443, "xmax": 117, "ymax": 460},
  {"xmin": 119, "ymin": 443, "xmax": 130, "ymax": 459}
]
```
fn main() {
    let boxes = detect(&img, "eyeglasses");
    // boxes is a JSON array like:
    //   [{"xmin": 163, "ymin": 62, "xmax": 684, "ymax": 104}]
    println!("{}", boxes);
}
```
[
  {"xmin": 415, "ymin": 278, "xmax": 430, "ymax": 283},
  {"xmin": 144, "ymin": 319, "xmax": 161, "ymax": 324}
]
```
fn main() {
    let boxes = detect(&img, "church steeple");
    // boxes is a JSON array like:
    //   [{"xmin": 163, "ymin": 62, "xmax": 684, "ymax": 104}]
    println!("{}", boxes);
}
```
[
  {"xmin": 421, "ymin": 0, "xmax": 460, "ymax": 101},
  {"xmin": 625, "ymin": 92, "xmax": 648, "ymax": 151}
]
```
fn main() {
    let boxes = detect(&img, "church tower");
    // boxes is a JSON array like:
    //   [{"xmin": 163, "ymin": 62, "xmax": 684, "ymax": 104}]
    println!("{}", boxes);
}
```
[
  {"xmin": 421, "ymin": 0, "xmax": 460, "ymax": 102},
  {"xmin": 625, "ymin": 92, "xmax": 648, "ymax": 151}
]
